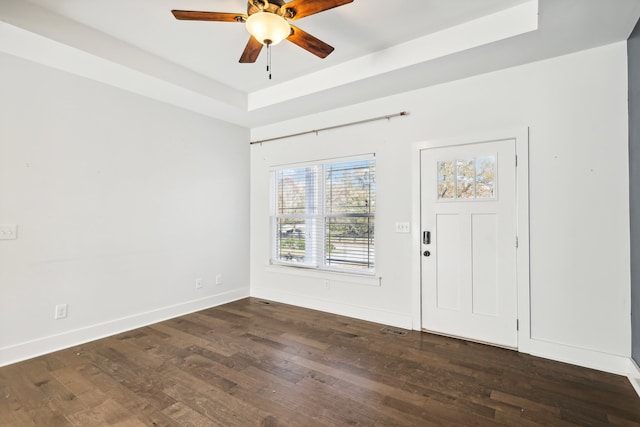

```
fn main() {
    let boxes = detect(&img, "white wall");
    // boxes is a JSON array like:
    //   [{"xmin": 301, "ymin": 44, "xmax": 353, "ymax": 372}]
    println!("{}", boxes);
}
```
[
  {"xmin": 250, "ymin": 42, "xmax": 631, "ymax": 373},
  {"xmin": 0, "ymin": 52, "xmax": 250, "ymax": 366}
]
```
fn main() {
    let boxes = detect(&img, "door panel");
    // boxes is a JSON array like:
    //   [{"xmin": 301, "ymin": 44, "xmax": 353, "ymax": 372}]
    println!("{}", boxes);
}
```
[
  {"xmin": 472, "ymin": 213, "xmax": 498, "ymax": 316},
  {"xmin": 435, "ymin": 214, "xmax": 462, "ymax": 311},
  {"xmin": 421, "ymin": 139, "xmax": 517, "ymax": 348}
]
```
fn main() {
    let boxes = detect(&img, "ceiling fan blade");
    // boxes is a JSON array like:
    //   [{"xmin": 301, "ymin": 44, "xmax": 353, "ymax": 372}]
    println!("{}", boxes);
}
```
[
  {"xmin": 240, "ymin": 36, "xmax": 264, "ymax": 63},
  {"xmin": 171, "ymin": 10, "xmax": 246, "ymax": 22},
  {"xmin": 284, "ymin": 0, "xmax": 353, "ymax": 20},
  {"xmin": 287, "ymin": 25, "xmax": 334, "ymax": 58}
]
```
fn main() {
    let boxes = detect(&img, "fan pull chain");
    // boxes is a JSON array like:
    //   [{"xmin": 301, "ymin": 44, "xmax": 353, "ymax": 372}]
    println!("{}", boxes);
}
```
[{"xmin": 266, "ymin": 42, "xmax": 272, "ymax": 80}]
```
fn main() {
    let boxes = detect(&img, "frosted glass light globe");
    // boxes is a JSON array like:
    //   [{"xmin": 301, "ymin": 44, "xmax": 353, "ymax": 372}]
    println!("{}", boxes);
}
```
[{"xmin": 246, "ymin": 12, "xmax": 291, "ymax": 45}]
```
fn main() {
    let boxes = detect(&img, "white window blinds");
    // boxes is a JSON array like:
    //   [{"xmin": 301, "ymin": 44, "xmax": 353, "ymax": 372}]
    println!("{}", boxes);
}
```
[{"xmin": 271, "ymin": 156, "xmax": 375, "ymax": 274}]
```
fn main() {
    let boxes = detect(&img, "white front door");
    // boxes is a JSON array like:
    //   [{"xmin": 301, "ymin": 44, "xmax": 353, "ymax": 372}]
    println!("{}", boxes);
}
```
[{"xmin": 420, "ymin": 138, "xmax": 518, "ymax": 348}]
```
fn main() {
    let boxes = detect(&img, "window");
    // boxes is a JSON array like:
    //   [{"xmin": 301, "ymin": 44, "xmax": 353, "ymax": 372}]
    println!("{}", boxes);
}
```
[
  {"xmin": 437, "ymin": 155, "xmax": 496, "ymax": 200},
  {"xmin": 270, "ymin": 155, "xmax": 375, "ymax": 274}
]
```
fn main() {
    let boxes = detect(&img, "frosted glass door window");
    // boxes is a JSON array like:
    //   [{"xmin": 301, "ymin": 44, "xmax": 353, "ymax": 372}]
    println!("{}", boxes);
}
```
[{"xmin": 437, "ymin": 155, "xmax": 496, "ymax": 200}]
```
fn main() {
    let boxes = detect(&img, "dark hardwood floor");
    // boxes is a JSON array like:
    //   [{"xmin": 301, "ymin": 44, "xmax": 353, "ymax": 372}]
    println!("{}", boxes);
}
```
[{"xmin": 1, "ymin": 297, "xmax": 639, "ymax": 426}]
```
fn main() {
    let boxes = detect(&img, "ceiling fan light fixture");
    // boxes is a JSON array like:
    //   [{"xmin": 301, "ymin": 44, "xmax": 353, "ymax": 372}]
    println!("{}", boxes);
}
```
[{"xmin": 245, "ymin": 11, "xmax": 291, "ymax": 45}]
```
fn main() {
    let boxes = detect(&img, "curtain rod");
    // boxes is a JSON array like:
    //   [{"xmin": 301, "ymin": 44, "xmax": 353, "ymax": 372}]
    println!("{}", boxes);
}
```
[{"xmin": 250, "ymin": 111, "xmax": 409, "ymax": 145}]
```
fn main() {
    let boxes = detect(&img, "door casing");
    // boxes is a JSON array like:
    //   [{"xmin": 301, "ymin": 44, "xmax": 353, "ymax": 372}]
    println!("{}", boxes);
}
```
[{"xmin": 411, "ymin": 128, "xmax": 531, "ymax": 351}]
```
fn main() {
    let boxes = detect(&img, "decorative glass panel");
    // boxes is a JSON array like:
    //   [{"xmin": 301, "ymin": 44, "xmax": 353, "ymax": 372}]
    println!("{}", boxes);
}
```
[
  {"xmin": 437, "ymin": 161, "xmax": 455, "ymax": 199},
  {"xmin": 475, "ymin": 156, "xmax": 495, "ymax": 198},
  {"xmin": 437, "ymin": 155, "xmax": 497, "ymax": 201},
  {"xmin": 456, "ymin": 159, "xmax": 475, "ymax": 199}
]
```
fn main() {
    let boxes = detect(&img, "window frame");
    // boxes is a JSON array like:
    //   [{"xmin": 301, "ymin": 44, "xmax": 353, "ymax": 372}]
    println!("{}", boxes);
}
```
[{"xmin": 269, "ymin": 154, "xmax": 376, "ymax": 276}]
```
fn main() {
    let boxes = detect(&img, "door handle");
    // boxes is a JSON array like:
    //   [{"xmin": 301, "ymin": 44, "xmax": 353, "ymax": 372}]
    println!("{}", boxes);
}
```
[
  {"xmin": 423, "ymin": 231, "xmax": 431, "ymax": 245},
  {"xmin": 423, "ymin": 250, "xmax": 431, "ymax": 257}
]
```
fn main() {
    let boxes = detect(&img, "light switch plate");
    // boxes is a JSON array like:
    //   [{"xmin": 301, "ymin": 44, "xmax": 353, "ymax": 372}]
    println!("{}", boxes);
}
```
[
  {"xmin": 395, "ymin": 222, "xmax": 410, "ymax": 233},
  {"xmin": 55, "ymin": 304, "xmax": 68, "ymax": 319},
  {"xmin": 0, "ymin": 224, "xmax": 17, "ymax": 240}
]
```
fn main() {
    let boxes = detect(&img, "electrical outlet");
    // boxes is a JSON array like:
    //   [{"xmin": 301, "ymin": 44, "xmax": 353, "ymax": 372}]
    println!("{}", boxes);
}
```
[
  {"xmin": 395, "ymin": 222, "xmax": 410, "ymax": 233},
  {"xmin": 55, "ymin": 304, "xmax": 68, "ymax": 319},
  {"xmin": 215, "ymin": 274, "xmax": 223, "ymax": 285},
  {"xmin": 195, "ymin": 278, "xmax": 203, "ymax": 289}
]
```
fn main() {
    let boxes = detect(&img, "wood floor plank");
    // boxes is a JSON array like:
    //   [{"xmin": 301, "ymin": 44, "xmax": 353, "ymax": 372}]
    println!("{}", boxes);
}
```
[
  {"xmin": 174, "ymin": 349, "xmax": 326, "ymax": 426},
  {"xmin": 0, "ymin": 361, "xmax": 74, "ymax": 426},
  {"xmin": 1, "ymin": 297, "xmax": 639, "ymax": 426},
  {"xmin": 65, "ymin": 398, "xmax": 146, "ymax": 427}
]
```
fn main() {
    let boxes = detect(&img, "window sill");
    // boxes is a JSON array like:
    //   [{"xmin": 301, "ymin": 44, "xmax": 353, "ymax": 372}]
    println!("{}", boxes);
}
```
[{"xmin": 265, "ymin": 264, "xmax": 382, "ymax": 287}]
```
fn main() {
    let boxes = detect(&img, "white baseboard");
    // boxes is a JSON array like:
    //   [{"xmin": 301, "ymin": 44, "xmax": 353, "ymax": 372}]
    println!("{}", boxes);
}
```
[
  {"xmin": 628, "ymin": 358, "xmax": 640, "ymax": 398},
  {"xmin": 252, "ymin": 289, "xmax": 636, "ymax": 378},
  {"xmin": 521, "ymin": 337, "xmax": 631, "ymax": 376},
  {"xmin": 251, "ymin": 288, "xmax": 413, "ymax": 330},
  {"xmin": 8, "ymin": 285, "xmax": 638, "ymax": 399},
  {"xmin": 0, "ymin": 289, "xmax": 249, "ymax": 368}
]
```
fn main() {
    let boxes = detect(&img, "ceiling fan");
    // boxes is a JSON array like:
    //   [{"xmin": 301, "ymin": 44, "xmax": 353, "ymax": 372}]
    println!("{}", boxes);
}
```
[{"xmin": 171, "ymin": 0, "xmax": 354, "ymax": 64}]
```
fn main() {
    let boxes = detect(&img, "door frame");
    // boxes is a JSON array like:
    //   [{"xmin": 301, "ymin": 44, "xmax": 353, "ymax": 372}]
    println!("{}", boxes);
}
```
[{"xmin": 411, "ymin": 128, "xmax": 531, "ymax": 351}]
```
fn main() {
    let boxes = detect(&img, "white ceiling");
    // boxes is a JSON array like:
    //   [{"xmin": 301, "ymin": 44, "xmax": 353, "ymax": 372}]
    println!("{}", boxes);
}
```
[
  {"xmin": 1, "ymin": 0, "xmax": 640, "ymax": 128},
  {"xmin": 20, "ymin": 0, "xmax": 529, "ymax": 92}
]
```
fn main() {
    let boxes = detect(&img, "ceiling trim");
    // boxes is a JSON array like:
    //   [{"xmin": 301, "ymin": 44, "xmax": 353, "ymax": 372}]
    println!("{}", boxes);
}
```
[
  {"xmin": 3, "ymin": 0, "xmax": 640, "ymax": 130},
  {"xmin": 0, "ymin": 0, "xmax": 538, "ymax": 128},
  {"xmin": 0, "ymin": 21, "xmax": 250, "ymax": 126},
  {"xmin": 249, "ymin": 0, "xmax": 539, "ymax": 110}
]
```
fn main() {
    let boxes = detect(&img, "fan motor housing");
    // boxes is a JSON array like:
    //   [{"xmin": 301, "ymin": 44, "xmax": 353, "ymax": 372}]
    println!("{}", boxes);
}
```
[{"xmin": 248, "ymin": 0, "xmax": 288, "ymax": 17}]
